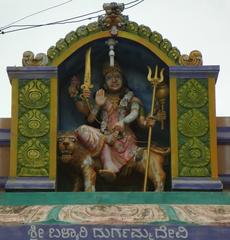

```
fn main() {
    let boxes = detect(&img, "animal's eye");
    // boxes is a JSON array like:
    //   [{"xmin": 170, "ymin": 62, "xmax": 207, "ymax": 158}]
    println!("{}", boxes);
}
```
[
  {"xmin": 58, "ymin": 137, "xmax": 64, "ymax": 142},
  {"xmin": 70, "ymin": 137, "xmax": 76, "ymax": 142}
]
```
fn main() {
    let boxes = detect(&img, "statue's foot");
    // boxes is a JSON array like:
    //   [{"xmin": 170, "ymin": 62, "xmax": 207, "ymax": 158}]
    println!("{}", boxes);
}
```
[{"xmin": 99, "ymin": 169, "xmax": 116, "ymax": 182}]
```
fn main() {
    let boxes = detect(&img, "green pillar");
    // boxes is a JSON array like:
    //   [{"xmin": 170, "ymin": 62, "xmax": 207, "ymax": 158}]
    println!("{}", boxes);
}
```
[
  {"xmin": 169, "ymin": 65, "xmax": 222, "ymax": 190},
  {"xmin": 6, "ymin": 66, "xmax": 57, "ymax": 191}
]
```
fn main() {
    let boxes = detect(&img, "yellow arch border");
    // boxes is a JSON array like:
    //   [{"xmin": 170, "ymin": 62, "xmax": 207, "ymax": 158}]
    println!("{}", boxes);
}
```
[{"xmin": 50, "ymin": 31, "xmax": 177, "ymax": 67}]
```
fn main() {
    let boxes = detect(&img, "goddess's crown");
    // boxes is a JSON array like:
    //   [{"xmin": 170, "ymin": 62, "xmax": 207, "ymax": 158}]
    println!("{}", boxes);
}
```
[{"xmin": 102, "ymin": 61, "xmax": 122, "ymax": 76}]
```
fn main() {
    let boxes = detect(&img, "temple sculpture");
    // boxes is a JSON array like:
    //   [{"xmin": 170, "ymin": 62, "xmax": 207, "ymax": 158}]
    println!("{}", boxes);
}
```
[
  {"xmin": 2, "ymin": 2, "xmax": 230, "ymax": 240},
  {"xmin": 5, "ymin": 2, "xmax": 221, "ymax": 192}
]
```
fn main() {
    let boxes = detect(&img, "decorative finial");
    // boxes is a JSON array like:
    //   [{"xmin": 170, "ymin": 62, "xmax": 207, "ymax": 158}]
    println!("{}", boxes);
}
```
[
  {"xmin": 98, "ymin": 2, "xmax": 128, "ymax": 36},
  {"xmin": 179, "ymin": 50, "xmax": 203, "ymax": 66},
  {"xmin": 105, "ymin": 38, "xmax": 118, "ymax": 66},
  {"xmin": 22, "ymin": 51, "xmax": 48, "ymax": 66}
]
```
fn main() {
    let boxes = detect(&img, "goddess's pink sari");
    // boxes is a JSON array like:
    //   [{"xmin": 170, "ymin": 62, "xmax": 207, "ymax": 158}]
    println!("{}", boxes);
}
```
[{"xmin": 75, "ymin": 96, "xmax": 138, "ymax": 173}]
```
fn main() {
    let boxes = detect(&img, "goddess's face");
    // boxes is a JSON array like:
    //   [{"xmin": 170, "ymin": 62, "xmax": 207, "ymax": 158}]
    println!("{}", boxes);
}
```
[{"xmin": 105, "ymin": 71, "xmax": 123, "ymax": 93}]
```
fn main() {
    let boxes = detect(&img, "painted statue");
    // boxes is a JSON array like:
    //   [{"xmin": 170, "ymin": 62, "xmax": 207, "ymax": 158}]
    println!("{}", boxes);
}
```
[{"xmin": 61, "ymin": 61, "xmax": 169, "ymax": 191}]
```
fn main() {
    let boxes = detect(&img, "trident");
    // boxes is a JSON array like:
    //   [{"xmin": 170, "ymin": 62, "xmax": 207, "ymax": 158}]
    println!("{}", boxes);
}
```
[{"xmin": 143, "ymin": 65, "xmax": 164, "ymax": 192}]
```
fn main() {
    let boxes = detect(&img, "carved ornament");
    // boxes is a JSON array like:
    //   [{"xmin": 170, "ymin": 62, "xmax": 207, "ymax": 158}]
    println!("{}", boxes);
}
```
[
  {"xmin": 22, "ymin": 51, "xmax": 48, "ymax": 66},
  {"xmin": 178, "ymin": 79, "xmax": 208, "ymax": 108},
  {"xmin": 98, "ymin": 2, "xmax": 128, "ymax": 34},
  {"xmin": 179, "ymin": 50, "xmax": 203, "ymax": 66},
  {"xmin": 19, "ymin": 80, "xmax": 50, "ymax": 109}
]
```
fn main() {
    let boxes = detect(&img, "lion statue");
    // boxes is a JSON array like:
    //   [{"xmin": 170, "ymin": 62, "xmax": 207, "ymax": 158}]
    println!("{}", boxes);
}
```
[{"xmin": 58, "ymin": 131, "xmax": 170, "ymax": 192}]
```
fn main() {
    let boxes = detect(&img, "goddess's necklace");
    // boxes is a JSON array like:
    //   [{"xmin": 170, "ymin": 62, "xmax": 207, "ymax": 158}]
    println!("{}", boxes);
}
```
[{"xmin": 107, "ymin": 94, "xmax": 120, "ymax": 109}]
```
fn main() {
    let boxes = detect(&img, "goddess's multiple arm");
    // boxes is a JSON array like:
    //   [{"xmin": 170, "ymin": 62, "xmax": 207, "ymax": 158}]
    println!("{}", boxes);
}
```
[{"xmin": 69, "ymin": 77, "xmax": 165, "ymax": 129}]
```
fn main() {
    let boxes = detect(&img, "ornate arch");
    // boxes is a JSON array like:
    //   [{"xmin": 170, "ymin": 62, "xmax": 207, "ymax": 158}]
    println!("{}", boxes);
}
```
[
  {"xmin": 22, "ymin": 2, "xmax": 202, "ymax": 68},
  {"xmin": 46, "ymin": 21, "xmax": 181, "ymax": 67}
]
